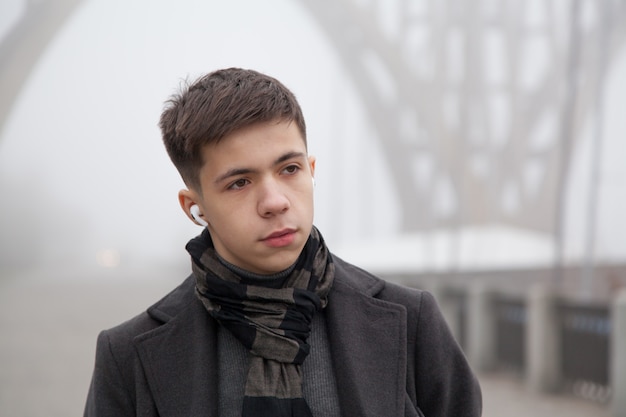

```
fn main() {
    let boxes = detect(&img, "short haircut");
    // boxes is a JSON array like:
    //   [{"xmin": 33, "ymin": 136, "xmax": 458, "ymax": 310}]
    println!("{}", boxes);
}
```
[{"xmin": 159, "ymin": 68, "xmax": 307, "ymax": 191}]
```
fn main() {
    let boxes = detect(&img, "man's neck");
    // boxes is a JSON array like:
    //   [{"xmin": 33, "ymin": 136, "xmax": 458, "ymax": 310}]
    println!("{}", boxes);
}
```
[{"xmin": 215, "ymin": 252, "xmax": 297, "ymax": 287}]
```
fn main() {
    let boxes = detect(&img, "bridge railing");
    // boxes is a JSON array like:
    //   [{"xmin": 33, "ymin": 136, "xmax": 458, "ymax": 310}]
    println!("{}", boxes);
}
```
[
  {"xmin": 494, "ymin": 295, "xmax": 526, "ymax": 373},
  {"xmin": 385, "ymin": 267, "xmax": 626, "ymax": 417},
  {"xmin": 557, "ymin": 300, "xmax": 611, "ymax": 402}
]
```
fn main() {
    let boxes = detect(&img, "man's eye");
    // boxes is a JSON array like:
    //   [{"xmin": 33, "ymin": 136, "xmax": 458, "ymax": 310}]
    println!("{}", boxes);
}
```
[
  {"xmin": 283, "ymin": 165, "xmax": 300, "ymax": 175},
  {"xmin": 229, "ymin": 179, "xmax": 249, "ymax": 190}
]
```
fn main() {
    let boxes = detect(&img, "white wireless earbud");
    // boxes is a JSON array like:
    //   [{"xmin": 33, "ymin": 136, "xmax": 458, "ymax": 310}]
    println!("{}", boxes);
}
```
[
  {"xmin": 190, "ymin": 205, "xmax": 208, "ymax": 227},
  {"xmin": 312, "ymin": 177, "xmax": 316, "ymax": 187}
]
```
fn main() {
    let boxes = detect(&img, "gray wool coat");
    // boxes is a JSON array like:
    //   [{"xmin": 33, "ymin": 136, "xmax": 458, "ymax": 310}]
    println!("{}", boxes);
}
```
[{"xmin": 84, "ymin": 256, "xmax": 482, "ymax": 417}]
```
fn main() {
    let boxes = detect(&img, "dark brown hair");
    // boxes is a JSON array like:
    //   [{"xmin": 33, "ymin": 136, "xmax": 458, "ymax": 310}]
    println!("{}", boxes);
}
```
[{"xmin": 159, "ymin": 68, "xmax": 307, "ymax": 191}]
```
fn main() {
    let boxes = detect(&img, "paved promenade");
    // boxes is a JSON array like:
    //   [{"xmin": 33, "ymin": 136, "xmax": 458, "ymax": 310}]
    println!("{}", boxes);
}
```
[{"xmin": 0, "ymin": 267, "xmax": 612, "ymax": 417}]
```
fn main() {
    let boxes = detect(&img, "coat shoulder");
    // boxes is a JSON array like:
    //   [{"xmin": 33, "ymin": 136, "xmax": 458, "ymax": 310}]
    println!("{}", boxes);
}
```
[
  {"xmin": 101, "ymin": 275, "xmax": 196, "ymax": 350},
  {"xmin": 332, "ymin": 254, "xmax": 427, "ymax": 313}
]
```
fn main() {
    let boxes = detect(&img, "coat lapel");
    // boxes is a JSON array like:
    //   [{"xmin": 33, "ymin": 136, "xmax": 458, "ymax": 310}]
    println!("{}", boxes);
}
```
[
  {"xmin": 326, "ymin": 266, "xmax": 408, "ymax": 417},
  {"xmin": 134, "ymin": 282, "xmax": 219, "ymax": 417}
]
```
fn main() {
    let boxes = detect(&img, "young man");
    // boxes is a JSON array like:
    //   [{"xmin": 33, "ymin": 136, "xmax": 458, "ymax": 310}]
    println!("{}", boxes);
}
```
[{"xmin": 84, "ymin": 68, "xmax": 481, "ymax": 417}]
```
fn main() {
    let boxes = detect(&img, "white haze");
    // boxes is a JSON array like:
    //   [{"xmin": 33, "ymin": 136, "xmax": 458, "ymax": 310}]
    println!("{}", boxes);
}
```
[{"xmin": 1, "ymin": 0, "xmax": 625, "ymax": 279}]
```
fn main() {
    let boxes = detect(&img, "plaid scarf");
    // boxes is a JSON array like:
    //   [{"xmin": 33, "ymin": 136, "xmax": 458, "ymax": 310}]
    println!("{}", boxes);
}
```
[{"xmin": 187, "ymin": 226, "xmax": 335, "ymax": 417}]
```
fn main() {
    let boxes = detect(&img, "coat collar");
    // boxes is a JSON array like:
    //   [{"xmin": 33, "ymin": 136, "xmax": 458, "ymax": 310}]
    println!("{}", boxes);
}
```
[{"xmin": 134, "ymin": 256, "xmax": 408, "ymax": 417}]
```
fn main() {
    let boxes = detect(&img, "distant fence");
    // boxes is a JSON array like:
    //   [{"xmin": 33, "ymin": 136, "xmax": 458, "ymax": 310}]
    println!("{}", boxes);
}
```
[
  {"xmin": 384, "ymin": 263, "xmax": 626, "ymax": 417},
  {"xmin": 488, "ymin": 295, "xmax": 611, "ymax": 400},
  {"xmin": 558, "ymin": 300, "xmax": 611, "ymax": 402},
  {"xmin": 494, "ymin": 295, "xmax": 526, "ymax": 372}
]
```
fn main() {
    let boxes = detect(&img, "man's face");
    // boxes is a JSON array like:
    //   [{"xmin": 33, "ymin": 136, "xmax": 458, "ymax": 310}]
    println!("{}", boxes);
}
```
[{"xmin": 186, "ymin": 120, "xmax": 316, "ymax": 275}]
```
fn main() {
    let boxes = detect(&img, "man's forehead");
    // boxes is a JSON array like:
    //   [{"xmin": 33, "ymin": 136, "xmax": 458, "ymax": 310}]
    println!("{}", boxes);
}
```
[{"xmin": 200, "ymin": 119, "xmax": 306, "ymax": 166}]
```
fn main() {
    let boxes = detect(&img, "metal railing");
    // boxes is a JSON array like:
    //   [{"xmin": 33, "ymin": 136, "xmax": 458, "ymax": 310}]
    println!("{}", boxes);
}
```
[
  {"xmin": 389, "ymin": 262, "xmax": 626, "ymax": 412},
  {"xmin": 494, "ymin": 296, "xmax": 527, "ymax": 373},
  {"xmin": 557, "ymin": 300, "xmax": 612, "ymax": 403}
]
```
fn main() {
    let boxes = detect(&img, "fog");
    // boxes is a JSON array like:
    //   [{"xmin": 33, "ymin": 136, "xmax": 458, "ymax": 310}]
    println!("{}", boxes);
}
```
[
  {"xmin": 0, "ymin": 2, "xmax": 624, "ymax": 416},
  {"xmin": 0, "ymin": 0, "xmax": 352, "ymax": 276},
  {"xmin": 1, "ymin": 0, "xmax": 626, "ymax": 280}
]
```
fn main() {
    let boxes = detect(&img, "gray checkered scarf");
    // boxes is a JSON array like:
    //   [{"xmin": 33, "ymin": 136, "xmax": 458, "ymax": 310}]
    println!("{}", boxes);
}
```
[{"xmin": 187, "ymin": 226, "xmax": 335, "ymax": 417}]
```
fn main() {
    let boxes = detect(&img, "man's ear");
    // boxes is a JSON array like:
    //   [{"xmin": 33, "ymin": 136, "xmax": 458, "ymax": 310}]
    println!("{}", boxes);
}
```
[
  {"xmin": 308, "ymin": 155, "xmax": 316, "ymax": 178},
  {"xmin": 178, "ymin": 189, "xmax": 205, "ymax": 226}
]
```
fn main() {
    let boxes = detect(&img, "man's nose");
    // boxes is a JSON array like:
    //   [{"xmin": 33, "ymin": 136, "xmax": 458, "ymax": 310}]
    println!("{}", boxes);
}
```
[{"xmin": 257, "ymin": 179, "xmax": 290, "ymax": 217}]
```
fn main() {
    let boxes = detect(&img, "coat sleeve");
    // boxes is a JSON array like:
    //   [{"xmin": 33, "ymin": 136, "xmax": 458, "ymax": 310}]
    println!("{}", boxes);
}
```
[
  {"xmin": 412, "ymin": 291, "xmax": 482, "ymax": 417},
  {"xmin": 84, "ymin": 330, "xmax": 136, "ymax": 417}
]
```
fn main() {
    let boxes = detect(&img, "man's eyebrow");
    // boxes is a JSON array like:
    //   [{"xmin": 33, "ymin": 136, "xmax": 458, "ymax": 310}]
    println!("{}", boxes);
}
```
[
  {"xmin": 214, "ymin": 151, "xmax": 307, "ymax": 185},
  {"xmin": 214, "ymin": 167, "xmax": 255, "ymax": 185},
  {"xmin": 274, "ymin": 151, "xmax": 307, "ymax": 165}
]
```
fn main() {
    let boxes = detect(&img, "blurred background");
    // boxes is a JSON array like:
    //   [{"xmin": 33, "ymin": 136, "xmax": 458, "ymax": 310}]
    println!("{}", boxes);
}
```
[{"xmin": 0, "ymin": 0, "xmax": 624, "ymax": 416}]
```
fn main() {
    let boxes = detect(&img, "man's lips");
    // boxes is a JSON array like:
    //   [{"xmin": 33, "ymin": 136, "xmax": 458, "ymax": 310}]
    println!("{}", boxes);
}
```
[{"xmin": 261, "ymin": 229, "xmax": 297, "ymax": 247}]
